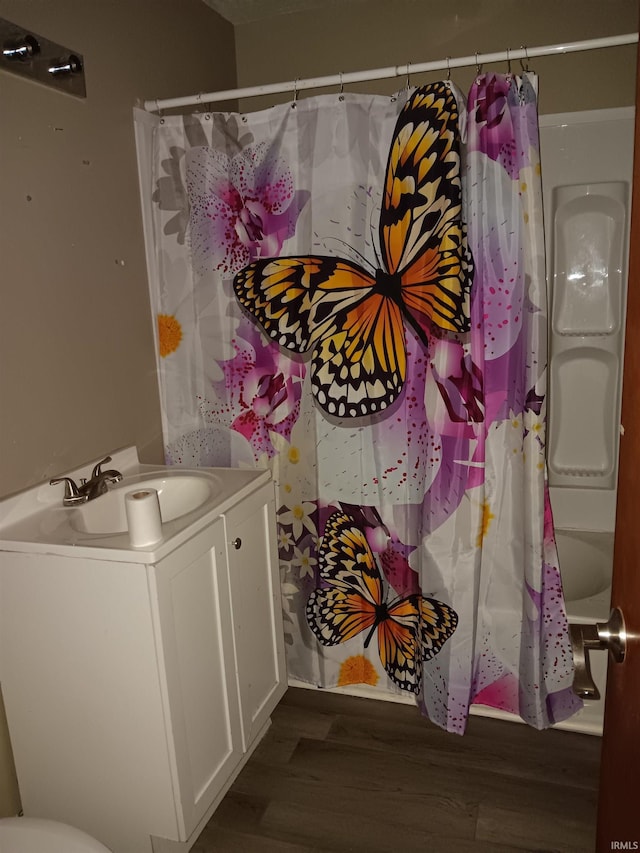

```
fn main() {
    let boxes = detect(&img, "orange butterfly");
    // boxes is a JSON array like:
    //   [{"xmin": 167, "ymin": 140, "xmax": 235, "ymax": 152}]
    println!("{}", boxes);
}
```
[
  {"xmin": 233, "ymin": 82, "xmax": 473, "ymax": 419},
  {"xmin": 306, "ymin": 511, "xmax": 458, "ymax": 693}
]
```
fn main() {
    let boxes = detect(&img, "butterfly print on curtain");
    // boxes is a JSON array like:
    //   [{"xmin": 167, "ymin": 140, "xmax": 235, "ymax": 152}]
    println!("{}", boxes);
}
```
[
  {"xmin": 306, "ymin": 510, "xmax": 458, "ymax": 693},
  {"xmin": 233, "ymin": 82, "xmax": 475, "ymax": 419}
]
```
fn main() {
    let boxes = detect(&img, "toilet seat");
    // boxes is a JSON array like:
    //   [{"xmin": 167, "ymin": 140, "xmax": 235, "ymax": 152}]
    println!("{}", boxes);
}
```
[{"xmin": 0, "ymin": 817, "xmax": 112, "ymax": 852}]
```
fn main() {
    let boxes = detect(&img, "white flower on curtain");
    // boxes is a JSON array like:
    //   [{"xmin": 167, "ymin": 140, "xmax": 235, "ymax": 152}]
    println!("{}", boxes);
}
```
[{"xmin": 186, "ymin": 142, "xmax": 311, "ymax": 276}]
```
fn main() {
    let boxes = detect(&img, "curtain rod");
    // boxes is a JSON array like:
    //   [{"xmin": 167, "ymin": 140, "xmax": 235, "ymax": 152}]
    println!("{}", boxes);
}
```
[{"xmin": 143, "ymin": 33, "xmax": 638, "ymax": 113}]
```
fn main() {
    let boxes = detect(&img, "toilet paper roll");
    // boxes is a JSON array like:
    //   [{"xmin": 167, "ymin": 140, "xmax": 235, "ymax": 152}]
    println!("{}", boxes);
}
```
[{"xmin": 125, "ymin": 488, "xmax": 163, "ymax": 547}]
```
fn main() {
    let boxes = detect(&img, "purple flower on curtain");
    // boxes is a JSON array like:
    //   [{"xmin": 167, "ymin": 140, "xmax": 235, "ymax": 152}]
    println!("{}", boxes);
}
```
[
  {"xmin": 186, "ymin": 142, "xmax": 310, "ymax": 276},
  {"xmin": 195, "ymin": 317, "xmax": 305, "ymax": 459},
  {"xmin": 379, "ymin": 540, "xmax": 420, "ymax": 599},
  {"xmin": 225, "ymin": 327, "xmax": 305, "ymax": 456},
  {"xmin": 469, "ymin": 73, "xmax": 523, "ymax": 179},
  {"xmin": 424, "ymin": 340, "xmax": 484, "ymax": 439},
  {"xmin": 232, "ymin": 357, "xmax": 303, "ymax": 441}
]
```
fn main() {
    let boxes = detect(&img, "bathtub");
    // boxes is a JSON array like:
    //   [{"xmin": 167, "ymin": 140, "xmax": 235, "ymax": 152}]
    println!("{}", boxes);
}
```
[{"xmin": 553, "ymin": 529, "xmax": 613, "ymax": 735}]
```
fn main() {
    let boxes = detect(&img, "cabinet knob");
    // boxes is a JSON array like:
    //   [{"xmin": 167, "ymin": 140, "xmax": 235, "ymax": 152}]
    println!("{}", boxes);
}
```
[{"xmin": 232, "ymin": 537, "xmax": 242, "ymax": 550}]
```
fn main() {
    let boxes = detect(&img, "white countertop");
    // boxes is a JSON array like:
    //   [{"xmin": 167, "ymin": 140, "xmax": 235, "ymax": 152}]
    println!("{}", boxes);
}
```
[{"xmin": 0, "ymin": 446, "xmax": 271, "ymax": 564}]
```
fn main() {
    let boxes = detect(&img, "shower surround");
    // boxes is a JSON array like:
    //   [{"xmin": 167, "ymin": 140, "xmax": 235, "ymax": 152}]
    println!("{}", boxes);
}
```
[{"xmin": 543, "ymin": 106, "xmax": 633, "ymax": 734}]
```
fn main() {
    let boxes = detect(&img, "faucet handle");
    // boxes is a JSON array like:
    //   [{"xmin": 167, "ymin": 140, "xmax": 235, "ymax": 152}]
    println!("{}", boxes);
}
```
[
  {"xmin": 91, "ymin": 455, "xmax": 112, "ymax": 479},
  {"xmin": 49, "ymin": 476, "xmax": 86, "ymax": 505}
]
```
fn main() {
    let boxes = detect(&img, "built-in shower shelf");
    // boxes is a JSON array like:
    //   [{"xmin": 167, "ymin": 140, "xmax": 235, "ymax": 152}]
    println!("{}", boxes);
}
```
[
  {"xmin": 548, "ymin": 179, "xmax": 628, "ymax": 494},
  {"xmin": 551, "ymin": 183, "xmax": 626, "ymax": 337}
]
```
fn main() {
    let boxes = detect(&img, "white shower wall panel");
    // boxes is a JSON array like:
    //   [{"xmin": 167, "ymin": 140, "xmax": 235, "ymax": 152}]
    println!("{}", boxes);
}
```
[{"xmin": 539, "ymin": 108, "xmax": 635, "ymax": 534}]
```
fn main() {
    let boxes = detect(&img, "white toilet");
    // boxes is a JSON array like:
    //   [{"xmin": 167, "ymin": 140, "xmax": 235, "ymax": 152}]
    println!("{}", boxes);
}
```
[{"xmin": 0, "ymin": 817, "xmax": 112, "ymax": 852}]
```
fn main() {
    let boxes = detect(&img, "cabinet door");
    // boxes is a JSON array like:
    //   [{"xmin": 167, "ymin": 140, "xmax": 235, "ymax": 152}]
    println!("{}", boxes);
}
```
[
  {"xmin": 224, "ymin": 482, "xmax": 287, "ymax": 750},
  {"xmin": 151, "ymin": 518, "xmax": 243, "ymax": 840}
]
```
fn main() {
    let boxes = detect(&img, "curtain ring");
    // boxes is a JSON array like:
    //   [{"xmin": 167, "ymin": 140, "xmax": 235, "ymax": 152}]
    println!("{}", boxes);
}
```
[
  {"xmin": 475, "ymin": 52, "xmax": 482, "ymax": 75},
  {"xmin": 406, "ymin": 61, "xmax": 411, "ymax": 90},
  {"xmin": 446, "ymin": 56, "xmax": 451, "ymax": 81},
  {"xmin": 506, "ymin": 47, "xmax": 512, "ymax": 75},
  {"xmin": 339, "ymin": 71, "xmax": 344, "ymax": 101},
  {"xmin": 520, "ymin": 44, "xmax": 531, "ymax": 73},
  {"xmin": 292, "ymin": 77, "xmax": 299, "ymax": 108}
]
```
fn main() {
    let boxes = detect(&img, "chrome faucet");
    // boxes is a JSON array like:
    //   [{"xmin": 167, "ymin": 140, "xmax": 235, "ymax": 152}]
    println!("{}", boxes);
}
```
[
  {"xmin": 50, "ymin": 455, "xmax": 123, "ymax": 506},
  {"xmin": 80, "ymin": 456, "xmax": 123, "ymax": 500}
]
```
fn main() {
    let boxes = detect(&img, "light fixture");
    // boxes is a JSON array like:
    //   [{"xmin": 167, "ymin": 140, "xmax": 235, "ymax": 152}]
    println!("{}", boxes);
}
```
[{"xmin": 0, "ymin": 16, "xmax": 86, "ymax": 98}]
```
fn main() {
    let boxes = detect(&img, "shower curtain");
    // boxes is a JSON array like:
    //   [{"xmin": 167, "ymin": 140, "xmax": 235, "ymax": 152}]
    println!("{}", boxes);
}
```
[{"xmin": 134, "ymin": 73, "xmax": 581, "ymax": 733}]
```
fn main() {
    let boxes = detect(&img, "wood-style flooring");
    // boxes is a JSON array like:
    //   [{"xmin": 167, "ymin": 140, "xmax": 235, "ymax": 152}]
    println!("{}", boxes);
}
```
[{"xmin": 193, "ymin": 687, "xmax": 601, "ymax": 853}]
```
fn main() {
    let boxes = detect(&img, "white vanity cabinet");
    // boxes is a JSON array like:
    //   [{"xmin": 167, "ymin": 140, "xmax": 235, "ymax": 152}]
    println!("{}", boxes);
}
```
[
  {"xmin": 150, "ymin": 480, "xmax": 286, "ymax": 843},
  {"xmin": 223, "ymin": 484, "xmax": 287, "ymax": 750},
  {"xmin": 0, "ymin": 464, "xmax": 287, "ymax": 853}
]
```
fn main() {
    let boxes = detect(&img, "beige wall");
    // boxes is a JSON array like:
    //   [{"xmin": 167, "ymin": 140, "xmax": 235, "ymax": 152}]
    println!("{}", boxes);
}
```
[
  {"xmin": 235, "ymin": 0, "xmax": 639, "ymax": 113},
  {"xmin": 0, "ymin": 0, "xmax": 236, "ymax": 499},
  {"xmin": 0, "ymin": 0, "xmax": 236, "ymax": 816}
]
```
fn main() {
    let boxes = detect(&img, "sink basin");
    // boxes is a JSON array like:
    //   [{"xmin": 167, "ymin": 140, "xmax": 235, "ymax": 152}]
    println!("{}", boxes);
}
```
[
  {"xmin": 70, "ymin": 473, "xmax": 215, "ymax": 535},
  {"xmin": 0, "ymin": 447, "xmax": 271, "ymax": 562}
]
